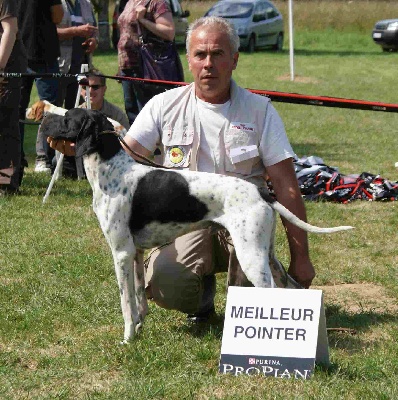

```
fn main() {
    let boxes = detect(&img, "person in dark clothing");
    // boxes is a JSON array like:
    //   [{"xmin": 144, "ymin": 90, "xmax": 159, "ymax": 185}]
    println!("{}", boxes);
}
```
[
  {"xmin": 0, "ymin": 0, "xmax": 27, "ymax": 194},
  {"xmin": 18, "ymin": 0, "xmax": 64, "ymax": 175}
]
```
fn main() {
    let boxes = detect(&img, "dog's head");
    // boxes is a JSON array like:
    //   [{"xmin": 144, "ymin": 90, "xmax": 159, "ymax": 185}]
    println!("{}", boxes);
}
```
[{"xmin": 40, "ymin": 108, "xmax": 121, "ymax": 160}]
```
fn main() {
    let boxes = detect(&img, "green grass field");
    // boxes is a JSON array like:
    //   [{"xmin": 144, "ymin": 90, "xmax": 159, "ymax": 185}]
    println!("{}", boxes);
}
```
[{"xmin": 1, "ymin": 2, "xmax": 398, "ymax": 398}]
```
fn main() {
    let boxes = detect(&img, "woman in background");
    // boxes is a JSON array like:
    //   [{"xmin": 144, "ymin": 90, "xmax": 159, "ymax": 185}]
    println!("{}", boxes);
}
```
[{"xmin": 117, "ymin": 0, "xmax": 177, "ymax": 125}]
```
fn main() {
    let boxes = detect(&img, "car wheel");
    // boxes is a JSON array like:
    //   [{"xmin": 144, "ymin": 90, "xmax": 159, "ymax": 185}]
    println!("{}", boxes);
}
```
[
  {"xmin": 273, "ymin": 33, "xmax": 283, "ymax": 51},
  {"xmin": 246, "ymin": 36, "xmax": 255, "ymax": 53}
]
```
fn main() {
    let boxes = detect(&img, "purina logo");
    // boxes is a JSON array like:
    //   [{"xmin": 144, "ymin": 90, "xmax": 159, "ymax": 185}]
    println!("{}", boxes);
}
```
[{"xmin": 247, "ymin": 357, "xmax": 281, "ymax": 366}]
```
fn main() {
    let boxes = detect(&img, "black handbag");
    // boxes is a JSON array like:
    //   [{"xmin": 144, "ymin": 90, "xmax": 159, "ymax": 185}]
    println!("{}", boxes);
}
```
[
  {"xmin": 139, "ymin": 38, "xmax": 184, "ymax": 82},
  {"xmin": 137, "ymin": 2, "xmax": 184, "ymax": 82}
]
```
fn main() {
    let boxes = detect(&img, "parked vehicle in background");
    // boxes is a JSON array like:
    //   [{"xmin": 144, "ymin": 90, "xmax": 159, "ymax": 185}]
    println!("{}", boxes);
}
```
[
  {"xmin": 372, "ymin": 19, "xmax": 398, "ymax": 52},
  {"xmin": 112, "ymin": 0, "xmax": 190, "ymax": 49},
  {"xmin": 204, "ymin": 0, "xmax": 283, "ymax": 53}
]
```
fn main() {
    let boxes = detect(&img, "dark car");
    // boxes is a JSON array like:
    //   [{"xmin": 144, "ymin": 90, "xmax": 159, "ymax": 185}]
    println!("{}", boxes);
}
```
[
  {"xmin": 204, "ymin": 0, "xmax": 284, "ymax": 53},
  {"xmin": 372, "ymin": 19, "xmax": 398, "ymax": 52},
  {"xmin": 112, "ymin": 0, "xmax": 190, "ymax": 49}
]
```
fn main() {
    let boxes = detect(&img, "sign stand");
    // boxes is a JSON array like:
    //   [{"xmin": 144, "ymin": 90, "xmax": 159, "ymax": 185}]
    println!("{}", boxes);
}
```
[{"xmin": 219, "ymin": 287, "xmax": 329, "ymax": 379}]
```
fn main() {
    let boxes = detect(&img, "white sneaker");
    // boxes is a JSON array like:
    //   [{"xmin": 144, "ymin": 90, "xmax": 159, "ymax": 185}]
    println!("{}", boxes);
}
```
[{"xmin": 34, "ymin": 161, "xmax": 51, "ymax": 173}]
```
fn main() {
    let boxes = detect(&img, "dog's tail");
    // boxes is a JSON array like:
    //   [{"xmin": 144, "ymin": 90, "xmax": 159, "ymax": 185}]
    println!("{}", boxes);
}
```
[{"xmin": 258, "ymin": 188, "xmax": 353, "ymax": 233}]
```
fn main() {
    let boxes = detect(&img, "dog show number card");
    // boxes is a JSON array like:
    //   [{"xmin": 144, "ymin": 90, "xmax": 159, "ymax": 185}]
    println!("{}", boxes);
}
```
[{"xmin": 219, "ymin": 287, "xmax": 329, "ymax": 380}]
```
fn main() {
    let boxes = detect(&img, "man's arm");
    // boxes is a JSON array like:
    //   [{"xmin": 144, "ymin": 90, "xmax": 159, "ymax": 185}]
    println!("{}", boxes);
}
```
[
  {"xmin": 266, "ymin": 158, "xmax": 316, "ymax": 288},
  {"xmin": 50, "ymin": 4, "xmax": 64, "ymax": 24},
  {"xmin": 47, "ymin": 133, "xmax": 152, "ymax": 160},
  {"xmin": 0, "ymin": 17, "xmax": 18, "ymax": 71},
  {"xmin": 121, "ymin": 135, "xmax": 152, "ymax": 160}
]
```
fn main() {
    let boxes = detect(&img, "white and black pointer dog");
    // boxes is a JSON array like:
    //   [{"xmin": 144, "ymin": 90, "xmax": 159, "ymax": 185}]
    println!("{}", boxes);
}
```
[{"xmin": 40, "ymin": 108, "xmax": 353, "ymax": 344}]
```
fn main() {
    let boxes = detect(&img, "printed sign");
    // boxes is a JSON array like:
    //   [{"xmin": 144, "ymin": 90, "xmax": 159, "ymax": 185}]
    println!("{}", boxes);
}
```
[{"xmin": 219, "ymin": 287, "xmax": 329, "ymax": 379}]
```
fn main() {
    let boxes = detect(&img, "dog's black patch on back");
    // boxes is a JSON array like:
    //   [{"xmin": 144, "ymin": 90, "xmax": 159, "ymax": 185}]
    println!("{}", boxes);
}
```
[
  {"xmin": 129, "ymin": 170, "xmax": 209, "ymax": 233},
  {"xmin": 257, "ymin": 187, "xmax": 276, "ymax": 204}
]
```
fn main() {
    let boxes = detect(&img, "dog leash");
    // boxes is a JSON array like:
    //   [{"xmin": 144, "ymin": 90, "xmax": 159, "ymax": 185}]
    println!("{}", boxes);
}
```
[{"xmin": 101, "ymin": 130, "xmax": 172, "ymax": 169}]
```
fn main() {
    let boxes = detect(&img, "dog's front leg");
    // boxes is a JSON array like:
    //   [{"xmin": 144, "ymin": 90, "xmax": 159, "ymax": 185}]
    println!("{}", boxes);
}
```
[{"xmin": 110, "ymin": 239, "xmax": 141, "ymax": 344}]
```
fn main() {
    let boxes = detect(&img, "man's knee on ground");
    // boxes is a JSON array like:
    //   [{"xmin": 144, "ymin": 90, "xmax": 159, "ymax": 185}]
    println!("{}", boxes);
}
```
[{"xmin": 148, "ymin": 262, "xmax": 203, "ymax": 314}]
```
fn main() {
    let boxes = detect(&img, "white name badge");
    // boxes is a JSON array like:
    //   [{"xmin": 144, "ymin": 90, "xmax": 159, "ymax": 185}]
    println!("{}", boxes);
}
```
[{"xmin": 229, "ymin": 145, "xmax": 259, "ymax": 165}]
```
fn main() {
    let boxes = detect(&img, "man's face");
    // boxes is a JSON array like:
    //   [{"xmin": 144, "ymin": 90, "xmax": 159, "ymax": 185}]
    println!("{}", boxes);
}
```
[
  {"xmin": 81, "ymin": 77, "xmax": 106, "ymax": 110},
  {"xmin": 187, "ymin": 27, "xmax": 239, "ymax": 104}
]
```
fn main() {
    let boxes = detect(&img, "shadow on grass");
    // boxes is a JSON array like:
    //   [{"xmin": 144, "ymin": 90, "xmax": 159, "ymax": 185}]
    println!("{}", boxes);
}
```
[
  {"xmin": 176, "ymin": 313, "xmax": 226, "ymax": 339},
  {"xmin": 325, "ymin": 304, "xmax": 398, "ymax": 353}
]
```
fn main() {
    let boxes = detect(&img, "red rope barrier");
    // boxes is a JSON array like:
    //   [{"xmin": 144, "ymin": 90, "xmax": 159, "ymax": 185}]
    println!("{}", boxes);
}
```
[{"xmin": 5, "ymin": 71, "xmax": 398, "ymax": 113}]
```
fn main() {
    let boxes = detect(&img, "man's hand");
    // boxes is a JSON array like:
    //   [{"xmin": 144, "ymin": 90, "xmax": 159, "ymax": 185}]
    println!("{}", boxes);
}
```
[
  {"xmin": 47, "ymin": 137, "xmax": 76, "ymax": 156},
  {"xmin": 77, "ymin": 23, "xmax": 98, "ymax": 39},
  {"xmin": 82, "ymin": 37, "xmax": 98, "ymax": 53}
]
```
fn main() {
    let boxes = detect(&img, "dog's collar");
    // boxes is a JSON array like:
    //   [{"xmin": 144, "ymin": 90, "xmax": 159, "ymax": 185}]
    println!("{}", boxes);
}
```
[{"xmin": 99, "ymin": 129, "xmax": 170, "ymax": 169}]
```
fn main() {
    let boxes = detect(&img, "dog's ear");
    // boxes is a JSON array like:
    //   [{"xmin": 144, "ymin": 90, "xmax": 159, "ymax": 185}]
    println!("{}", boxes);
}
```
[
  {"xmin": 75, "ymin": 109, "xmax": 121, "ymax": 160},
  {"xmin": 40, "ymin": 108, "xmax": 88, "ymax": 142}
]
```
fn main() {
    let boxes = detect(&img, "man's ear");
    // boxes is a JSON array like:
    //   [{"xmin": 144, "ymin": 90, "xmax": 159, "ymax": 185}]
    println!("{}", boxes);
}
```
[
  {"xmin": 232, "ymin": 52, "xmax": 239, "ymax": 70},
  {"xmin": 186, "ymin": 54, "xmax": 192, "ymax": 72}
]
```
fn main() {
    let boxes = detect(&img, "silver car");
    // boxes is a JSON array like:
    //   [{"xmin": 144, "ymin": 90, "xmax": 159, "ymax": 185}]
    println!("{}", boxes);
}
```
[{"xmin": 204, "ymin": 0, "xmax": 284, "ymax": 52}]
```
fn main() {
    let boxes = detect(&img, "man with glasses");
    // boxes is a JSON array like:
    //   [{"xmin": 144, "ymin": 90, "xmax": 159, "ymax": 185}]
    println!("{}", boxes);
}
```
[{"xmin": 79, "ymin": 70, "xmax": 129, "ymax": 130}]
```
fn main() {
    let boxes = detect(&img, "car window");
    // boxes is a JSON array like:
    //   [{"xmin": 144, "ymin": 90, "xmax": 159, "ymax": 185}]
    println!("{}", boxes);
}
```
[
  {"xmin": 206, "ymin": 2, "xmax": 254, "ymax": 19},
  {"xmin": 253, "ymin": 3, "xmax": 267, "ymax": 22},
  {"xmin": 264, "ymin": 1, "xmax": 279, "ymax": 18},
  {"xmin": 169, "ymin": 0, "xmax": 183, "ymax": 16}
]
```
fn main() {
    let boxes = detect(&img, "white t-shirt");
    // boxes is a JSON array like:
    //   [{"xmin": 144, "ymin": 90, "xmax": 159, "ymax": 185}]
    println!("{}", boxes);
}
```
[{"xmin": 196, "ymin": 97, "xmax": 231, "ymax": 173}]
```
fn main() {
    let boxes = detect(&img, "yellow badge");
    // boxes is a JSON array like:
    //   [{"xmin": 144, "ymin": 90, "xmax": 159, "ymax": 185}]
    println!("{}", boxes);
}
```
[{"xmin": 168, "ymin": 146, "xmax": 186, "ymax": 166}]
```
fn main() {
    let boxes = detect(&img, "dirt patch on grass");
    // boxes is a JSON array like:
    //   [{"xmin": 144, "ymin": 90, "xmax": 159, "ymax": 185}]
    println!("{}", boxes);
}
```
[
  {"xmin": 315, "ymin": 283, "xmax": 398, "ymax": 314},
  {"xmin": 276, "ymin": 73, "xmax": 319, "ymax": 84}
]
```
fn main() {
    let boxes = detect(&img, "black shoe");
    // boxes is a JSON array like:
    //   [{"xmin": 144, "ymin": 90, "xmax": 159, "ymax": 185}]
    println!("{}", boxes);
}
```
[
  {"xmin": 186, "ymin": 275, "xmax": 217, "ymax": 323},
  {"xmin": 186, "ymin": 305, "xmax": 216, "ymax": 323}
]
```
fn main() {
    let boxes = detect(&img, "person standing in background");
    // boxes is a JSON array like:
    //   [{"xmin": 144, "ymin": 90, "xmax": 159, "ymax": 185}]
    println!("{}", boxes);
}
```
[
  {"xmin": 117, "ymin": 0, "xmax": 176, "ymax": 125},
  {"xmin": 56, "ymin": 0, "xmax": 98, "ymax": 177},
  {"xmin": 18, "ymin": 0, "xmax": 64, "ymax": 175},
  {"xmin": 0, "ymin": 0, "xmax": 27, "ymax": 195},
  {"xmin": 57, "ymin": 0, "xmax": 98, "ymax": 110}
]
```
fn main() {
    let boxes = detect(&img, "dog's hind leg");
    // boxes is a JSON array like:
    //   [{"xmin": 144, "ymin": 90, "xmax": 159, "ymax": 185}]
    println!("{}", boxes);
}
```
[
  {"xmin": 219, "ymin": 205, "xmax": 278, "ymax": 288},
  {"xmin": 267, "ymin": 215, "xmax": 303, "ymax": 289},
  {"xmin": 134, "ymin": 249, "xmax": 148, "ymax": 331}
]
